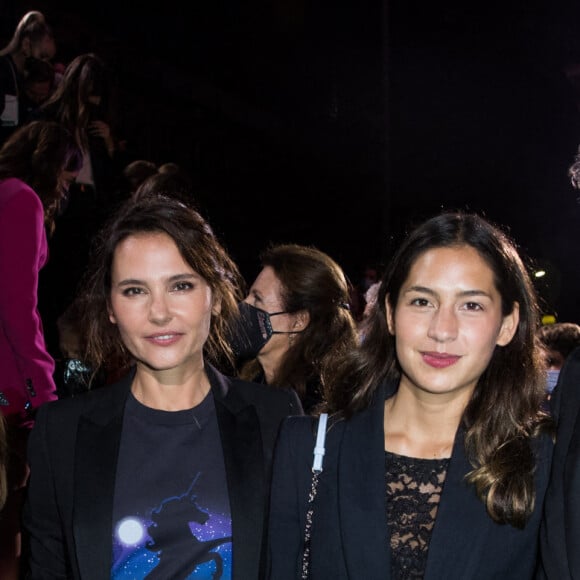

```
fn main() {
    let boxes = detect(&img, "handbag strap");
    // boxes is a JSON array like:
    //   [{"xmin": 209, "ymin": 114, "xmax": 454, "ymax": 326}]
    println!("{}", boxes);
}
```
[{"xmin": 301, "ymin": 413, "xmax": 328, "ymax": 579}]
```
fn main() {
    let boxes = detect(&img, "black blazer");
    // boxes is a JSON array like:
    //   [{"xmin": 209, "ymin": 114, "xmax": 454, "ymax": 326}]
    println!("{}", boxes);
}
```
[
  {"xmin": 537, "ymin": 346, "xmax": 580, "ymax": 579},
  {"xmin": 23, "ymin": 363, "xmax": 303, "ymax": 580},
  {"xmin": 268, "ymin": 381, "xmax": 553, "ymax": 580}
]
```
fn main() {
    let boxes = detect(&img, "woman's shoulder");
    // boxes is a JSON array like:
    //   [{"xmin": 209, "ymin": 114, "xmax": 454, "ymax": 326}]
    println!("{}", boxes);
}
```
[
  {"xmin": 232, "ymin": 375, "xmax": 303, "ymax": 410},
  {"xmin": 0, "ymin": 177, "xmax": 37, "ymax": 203},
  {"xmin": 35, "ymin": 376, "xmax": 130, "ymax": 424},
  {"xmin": 280, "ymin": 412, "xmax": 345, "ymax": 443}
]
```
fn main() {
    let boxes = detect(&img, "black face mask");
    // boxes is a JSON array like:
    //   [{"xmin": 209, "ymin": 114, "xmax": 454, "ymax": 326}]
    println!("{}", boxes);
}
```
[{"xmin": 229, "ymin": 302, "xmax": 292, "ymax": 361}]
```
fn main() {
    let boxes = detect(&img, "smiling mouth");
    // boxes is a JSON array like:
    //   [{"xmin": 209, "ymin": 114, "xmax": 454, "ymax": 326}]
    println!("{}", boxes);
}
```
[
  {"xmin": 422, "ymin": 352, "xmax": 461, "ymax": 368},
  {"xmin": 146, "ymin": 333, "xmax": 182, "ymax": 345}
]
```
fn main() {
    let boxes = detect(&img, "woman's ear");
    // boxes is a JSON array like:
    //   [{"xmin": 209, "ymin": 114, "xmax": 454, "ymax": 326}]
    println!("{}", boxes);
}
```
[
  {"xmin": 108, "ymin": 303, "xmax": 116, "ymax": 324},
  {"xmin": 385, "ymin": 294, "xmax": 395, "ymax": 335},
  {"xmin": 293, "ymin": 310, "xmax": 310, "ymax": 331},
  {"xmin": 211, "ymin": 294, "xmax": 222, "ymax": 316},
  {"xmin": 496, "ymin": 302, "xmax": 520, "ymax": 346}
]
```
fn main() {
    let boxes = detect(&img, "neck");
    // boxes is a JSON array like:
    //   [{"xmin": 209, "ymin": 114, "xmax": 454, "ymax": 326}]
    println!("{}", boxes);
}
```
[
  {"xmin": 131, "ymin": 364, "xmax": 210, "ymax": 411},
  {"xmin": 383, "ymin": 390, "xmax": 465, "ymax": 459},
  {"xmin": 257, "ymin": 352, "xmax": 283, "ymax": 384}
]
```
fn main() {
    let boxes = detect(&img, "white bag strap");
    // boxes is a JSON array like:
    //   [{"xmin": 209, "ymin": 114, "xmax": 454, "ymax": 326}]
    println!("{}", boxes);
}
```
[{"xmin": 312, "ymin": 413, "xmax": 328, "ymax": 473}]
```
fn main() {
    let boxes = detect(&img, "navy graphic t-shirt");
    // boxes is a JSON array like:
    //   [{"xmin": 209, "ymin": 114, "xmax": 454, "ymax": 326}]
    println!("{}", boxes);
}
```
[{"xmin": 111, "ymin": 390, "xmax": 232, "ymax": 579}]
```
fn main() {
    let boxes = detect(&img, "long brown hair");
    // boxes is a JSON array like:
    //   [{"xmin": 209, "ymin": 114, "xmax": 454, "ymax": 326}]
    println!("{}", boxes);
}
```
[
  {"xmin": 0, "ymin": 120, "xmax": 82, "ymax": 233},
  {"xmin": 239, "ymin": 243, "xmax": 358, "ymax": 407},
  {"xmin": 39, "ymin": 53, "xmax": 112, "ymax": 151},
  {"xmin": 75, "ymin": 195, "xmax": 245, "ymax": 381},
  {"xmin": 326, "ymin": 210, "xmax": 552, "ymax": 528}
]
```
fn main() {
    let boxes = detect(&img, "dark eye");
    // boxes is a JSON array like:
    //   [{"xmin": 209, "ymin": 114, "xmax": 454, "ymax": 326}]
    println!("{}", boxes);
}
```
[
  {"xmin": 410, "ymin": 297, "xmax": 430, "ymax": 307},
  {"xmin": 464, "ymin": 302, "xmax": 483, "ymax": 311},
  {"xmin": 122, "ymin": 287, "xmax": 143, "ymax": 296},
  {"xmin": 173, "ymin": 281, "xmax": 194, "ymax": 292}
]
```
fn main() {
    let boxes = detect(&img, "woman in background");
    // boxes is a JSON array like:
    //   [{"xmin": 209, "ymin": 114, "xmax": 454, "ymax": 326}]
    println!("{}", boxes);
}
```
[
  {"xmin": 0, "ymin": 10, "xmax": 55, "ymax": 145},
  {"xmin": 231, "ymin": 243, "xmax": 358, "ymax": 414},
  {"xmin": 0, "ymin": 120, "xmax": 81, "ymax": 580},
  {"xmin": 36, "ymin": 52, "xmax": 127, "ymax": 358}
]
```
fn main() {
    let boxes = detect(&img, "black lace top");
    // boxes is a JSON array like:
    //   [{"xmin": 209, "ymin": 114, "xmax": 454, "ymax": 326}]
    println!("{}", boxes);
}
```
[{"xmin": 385, "ymin": 451, "xmax": 450, "ymax": 580}]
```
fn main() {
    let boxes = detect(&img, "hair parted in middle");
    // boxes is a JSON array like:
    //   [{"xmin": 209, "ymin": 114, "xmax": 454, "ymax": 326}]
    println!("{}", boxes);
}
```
[
  {"xmin": 75, "ymin": 195, "xmax": 245, "ymax": 379},
  {"xmin": 325, "ymin": 210, "xmax": 552, "ymax": 528}
]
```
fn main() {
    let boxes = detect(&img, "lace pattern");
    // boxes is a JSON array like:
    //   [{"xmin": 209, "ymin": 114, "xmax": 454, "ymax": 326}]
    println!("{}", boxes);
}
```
[{"xmin": 385, "ymin": 451, "xmax": 449, "ymax": 579}]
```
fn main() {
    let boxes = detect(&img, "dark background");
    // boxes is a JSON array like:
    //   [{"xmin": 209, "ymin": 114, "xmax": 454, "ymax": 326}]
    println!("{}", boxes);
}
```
[{"xmin": 3, "ymin": 0, "xmax": 580, "ymax": 322}]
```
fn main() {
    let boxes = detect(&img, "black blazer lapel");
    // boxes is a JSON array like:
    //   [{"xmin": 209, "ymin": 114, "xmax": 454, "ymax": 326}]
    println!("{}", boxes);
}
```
[
  {"xmin": 73, "ymin": 381, "xmax": 129, "ymax": 580},
  {"xmin": 339, "ymin": 387, "xmax": 390, "ymax": 579},
  {"xmin": 209, "ymin": 367, "xmax": 267, "ymax": 579},
  {"xmin": 423, "ymin": 430, "xmax": 482, "ymax": 579}
]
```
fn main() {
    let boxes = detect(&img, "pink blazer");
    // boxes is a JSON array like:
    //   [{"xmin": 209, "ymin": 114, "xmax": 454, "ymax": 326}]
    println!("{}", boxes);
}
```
[{"xmin": 0, "ymin": 177, "xmax": 57, "ymax": 427}]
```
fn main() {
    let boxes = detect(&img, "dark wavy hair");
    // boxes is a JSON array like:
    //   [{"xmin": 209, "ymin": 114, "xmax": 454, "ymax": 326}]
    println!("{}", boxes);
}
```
[
  {"xmin": 75, "ymin": 195, "xmax": 245, "ymax": 379},
  {"xmin": 537, "ymin": 322, "xmax": 580, "ymax": 361},
  {"xmin": 327, "ymin": 210, "xmax": 552, "ymax": 528},
  {"xmin": 0, "ymin": 120, "xmax": 82, "ymax": 233},
  {"xmin": 239, "ymin": 243, "xmax": 359, "ymax": 408},
  {"xmin": 39, "ymin": 53, "xmax": 112, "ymax": 151}
]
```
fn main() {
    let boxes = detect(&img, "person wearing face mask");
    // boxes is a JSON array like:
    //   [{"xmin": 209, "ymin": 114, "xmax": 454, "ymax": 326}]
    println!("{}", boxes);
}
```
[
  {"xmin": 536, "ymin": 321, "xmax": 580, "ymax": 402},
  {"xmin": 229, "ymin": 243, "xmax": 359, "ymax": 414}
]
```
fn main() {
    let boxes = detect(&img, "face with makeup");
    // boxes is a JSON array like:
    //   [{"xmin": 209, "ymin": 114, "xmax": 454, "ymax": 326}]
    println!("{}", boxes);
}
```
[
  {"xmin": 107, "ymin": 231, "xmax": 219, "ymax": 376},
  {"xmin": 386, "ymin": 245, "xmax": 519, "ymax": 401}
]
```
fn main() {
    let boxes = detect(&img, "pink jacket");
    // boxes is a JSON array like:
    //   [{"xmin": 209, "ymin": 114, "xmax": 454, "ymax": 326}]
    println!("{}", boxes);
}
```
[{"xmin": 0, "ymin": 178, "xmax": 57, "ymax": 427}]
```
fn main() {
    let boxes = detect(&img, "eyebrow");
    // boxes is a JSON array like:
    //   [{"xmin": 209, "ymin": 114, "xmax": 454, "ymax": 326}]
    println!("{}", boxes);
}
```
[
  {"xmin": 405, "ymin": 285, "xmax": 492, "ymax": 299},
  {"xmin": 115, "ymin": 273, "xmax": 198, "ymax": 287},
  {"xmin": 249, "ymin": 288, "xmax": 264, "ymax": 301}
]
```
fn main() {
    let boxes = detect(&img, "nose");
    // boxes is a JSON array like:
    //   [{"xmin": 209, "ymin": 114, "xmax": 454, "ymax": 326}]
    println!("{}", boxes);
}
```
[
  {"xmin": 427, "ymin": 306, "xmax": 458, "ymax": 343},
  {"xmin": 148, "ymin": 291, "xmax": 172, "ymax": 324}
]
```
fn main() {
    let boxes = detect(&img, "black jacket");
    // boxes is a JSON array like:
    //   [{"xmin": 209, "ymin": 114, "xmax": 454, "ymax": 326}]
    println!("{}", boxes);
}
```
[
  {"xmin": 537, "ymin": 346, "xmax": 580, "ymax": 579},
  {"xmin": 268, "ymin": 380, "xmax": 553, "ymax": 580},
  {"xmin": 24, "ymin": 363, "xmax": 303, "ymax": 579}
]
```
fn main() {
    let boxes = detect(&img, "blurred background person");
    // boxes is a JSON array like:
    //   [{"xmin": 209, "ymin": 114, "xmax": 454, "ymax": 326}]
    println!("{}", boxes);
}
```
[
  {"xmin": 230, "ymin": 243, "xmax": 359, "ymax": 414},
  {"xmin": 537, "ymin": 321, "xmax": 580, "ymax": 398},
  {"xmin": 24, "ymin": 195, "xmax": 302, "ymax": 579},
  {"xmin": 36, "ymin": 52, "xmax": 122, "ymax": 221},
  {"xmin": 0, "ymin": 10, "xmax": 55, "ymax": 146},
  {"xmin": 133, "ymin": 165, "xmax": 198, "ymax": 210},
  {"xmin": 19, "ymin": 56, "xmax": 56, "ymax": 126},
  {"xmin": 0, "ymin": 120, "xmax": 81, "ymax": 580},
  {"xmin": 121, "ymin": 158, "xmax": 158, "ymax": 195},
  {"xmin": 36, "ymin": 52, "xmax": 127, "ymax": 359},
  {"xmin": 358, "ymin": 280, "xmax": 381, "ymax": 341}
]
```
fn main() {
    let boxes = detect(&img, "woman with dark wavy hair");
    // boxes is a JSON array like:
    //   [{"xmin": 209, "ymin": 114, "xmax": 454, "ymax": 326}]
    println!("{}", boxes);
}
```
[
  {"xmin": 268, "ymin": 211, "xmax": 554, "ymax": 580},
  {"xmin": 23, "ymin": 195, "xmax": 302, "ymax": 579},
  {"xmin": 231, "ymin": 243, "xmax": 359, "ymax": 414}
]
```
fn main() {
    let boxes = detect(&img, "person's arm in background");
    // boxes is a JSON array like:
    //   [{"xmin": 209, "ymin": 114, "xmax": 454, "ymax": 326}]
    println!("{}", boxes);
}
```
[{"xmin": 0, "ymin": 182, "xmax": 57, "ymax": 426}]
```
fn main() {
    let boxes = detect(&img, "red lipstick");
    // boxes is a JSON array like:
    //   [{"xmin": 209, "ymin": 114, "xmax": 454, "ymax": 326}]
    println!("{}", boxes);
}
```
[{"xmin": 422, "ymin": 352, "xmax": 461, "ymax": 368}]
